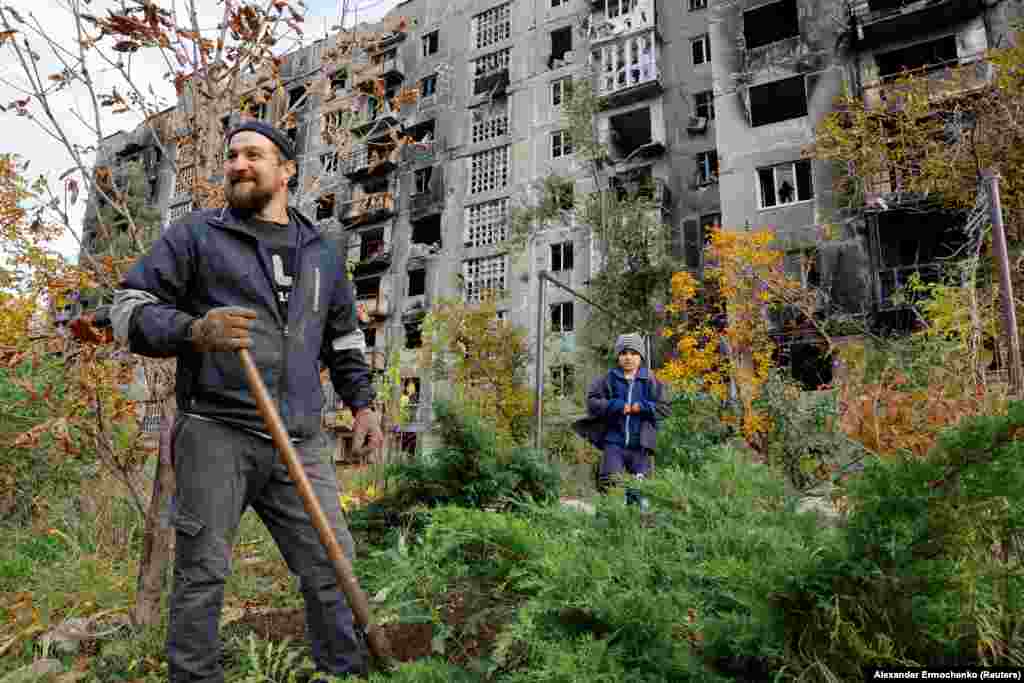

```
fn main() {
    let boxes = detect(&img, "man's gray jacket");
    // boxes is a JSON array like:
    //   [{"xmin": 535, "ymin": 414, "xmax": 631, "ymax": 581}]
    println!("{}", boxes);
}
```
[{"xmin": 112, "ymin": 206, "xmax": 373, "ymax": 439}]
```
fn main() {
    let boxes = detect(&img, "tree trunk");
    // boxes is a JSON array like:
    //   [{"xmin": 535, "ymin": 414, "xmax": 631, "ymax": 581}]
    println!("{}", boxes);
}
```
[{"xmin": 131, "ymin": 408, "xmax": 176, "ymax": 628}]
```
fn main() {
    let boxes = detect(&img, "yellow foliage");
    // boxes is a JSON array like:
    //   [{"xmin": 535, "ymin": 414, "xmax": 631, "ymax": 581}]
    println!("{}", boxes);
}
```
[{"xmin": 659, "ymin": 226, "xmax": 817, "ymax": 442}]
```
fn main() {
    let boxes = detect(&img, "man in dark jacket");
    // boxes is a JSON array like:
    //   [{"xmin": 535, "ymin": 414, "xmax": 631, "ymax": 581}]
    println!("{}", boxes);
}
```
[
  {"xmin": 111, "ymin": 121, "xmax": 383, "ymax": 681},
  {"xmin": 582, "ymin": 333, "xmax": 669, "ymax": 507}
]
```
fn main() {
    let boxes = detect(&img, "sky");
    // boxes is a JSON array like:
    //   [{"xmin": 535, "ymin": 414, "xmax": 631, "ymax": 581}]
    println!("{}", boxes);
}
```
[{"xmin": 0, "ymin": 0, "xmax": 400, "ymax": 264}]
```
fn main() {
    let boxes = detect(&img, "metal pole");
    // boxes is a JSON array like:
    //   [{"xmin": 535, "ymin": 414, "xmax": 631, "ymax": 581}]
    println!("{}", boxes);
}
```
[
  {"xmin": 533, "ymin": 270, "xmax": 547, "ymax": 452},
  {"xmin": 985, "ymin": 171, "xmax": 1023, "ymax": 396}
]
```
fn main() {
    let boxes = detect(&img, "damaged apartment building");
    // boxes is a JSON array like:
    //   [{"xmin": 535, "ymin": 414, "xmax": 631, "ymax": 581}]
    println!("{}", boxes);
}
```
[
  {"xmin": 85, "ymin": 0, "xmax": 724, "ymax": 452},
  {"xmin": 709, "ymin": 0, "xmax": 1023, "ymax": 388}
]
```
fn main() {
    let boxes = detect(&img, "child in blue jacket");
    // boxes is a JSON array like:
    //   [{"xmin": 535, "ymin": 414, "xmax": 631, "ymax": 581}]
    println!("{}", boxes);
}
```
[{"xmin": 579, "ymin": 333, "xmax": 669, "ymax": 507}]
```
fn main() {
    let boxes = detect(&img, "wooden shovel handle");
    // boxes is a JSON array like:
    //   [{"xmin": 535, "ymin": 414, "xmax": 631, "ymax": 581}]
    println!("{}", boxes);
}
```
[{"xmin": 238, "ymin": 349, "xmax": 392, "ymax": 665}]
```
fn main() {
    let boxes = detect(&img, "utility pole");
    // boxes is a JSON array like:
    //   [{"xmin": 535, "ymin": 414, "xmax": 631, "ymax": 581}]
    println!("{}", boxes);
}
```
[
  {"xmin": 533, "ymin": 269, "xmax": 548, "ymax": 452},
  {"xmin": 984, "ymin": 171, "xmax": 1022, "ymax": 396}
]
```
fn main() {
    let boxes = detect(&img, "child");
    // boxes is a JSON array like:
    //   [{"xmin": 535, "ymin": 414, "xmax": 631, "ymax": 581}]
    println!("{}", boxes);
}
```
[{"xmin": 575, "ymin": 333, "xmax": 669, "ymax": 507}]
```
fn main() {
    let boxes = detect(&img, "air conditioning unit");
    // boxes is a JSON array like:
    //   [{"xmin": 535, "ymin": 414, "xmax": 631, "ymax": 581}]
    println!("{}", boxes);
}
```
[{"xmin": 686, "ymin": 116, "xmax": 708, "ymax": 133}]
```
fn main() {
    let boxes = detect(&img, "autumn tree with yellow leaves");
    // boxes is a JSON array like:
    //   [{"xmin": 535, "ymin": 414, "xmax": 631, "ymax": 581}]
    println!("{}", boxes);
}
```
[{"xmin": 660, "ymin": 226, "xmax": 826, "ymax": 444}]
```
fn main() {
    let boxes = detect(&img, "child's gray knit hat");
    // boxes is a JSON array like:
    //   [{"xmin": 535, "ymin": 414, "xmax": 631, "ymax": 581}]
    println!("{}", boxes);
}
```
[{"xmin": 614, "ymin": 333, "xmax": 645, "ymax": 359}]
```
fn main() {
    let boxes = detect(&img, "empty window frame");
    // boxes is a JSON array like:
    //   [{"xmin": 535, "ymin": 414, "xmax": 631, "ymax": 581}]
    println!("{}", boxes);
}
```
[
  {"xmin": 414, "ymin": 167, "xmax": 433, "ymax": 194},
  {"xmin": 472, "ymin": 3, "xmax": 511, "ymax": 50},
  {"xmin": 551, "ymin": 130, "xmax": 573, "ymax": 158},
  {"xmin": 551, "ymin": 241, "xmax": 574, "ymax": 272},
  {"xmin": 552, "ymin": 0, "xmax": 566, "ymax": 7},
  {"xmin": 422, "ymin": 30, "xmax": 439, "ymax": 56},
  {"xmin": 420, "ymin": 74, "xmax": 437, "ymax": 97},
  {"xmin": 469, "ymin": 145, "xmax": 510, "ymax": 194},
  {"xmin": 408, "ymin": 269, "xmax": 426, "ymax": 296},
  {"xmin": 695, "ymin": 150, "xmax": 719, "ymax": 185},
  {"xmin": 465, "ymin": 198, "xmax": 509, "ymax": 247},
  {"xmin": 749, "ymin": 75, "xmax": 807, "ymax": 126},
  {"xmin": 689, "ymin": 0, "xmax": 707, "ymax": 9},
  {"xmin": 471, "ymin": 104, "xmax": 510, "ymax": 144},
  {"xmin": 463, "ymin": 255, "xmax": 507, "ymax": 303},
  {"xmin": 550, "ymin": 301, "xmax": 574, "ymax": 332},
  {"xmin": 694, "ymin": 90, "xmax": 715, "ymax": 119},
  {"xmin": 757, "ymin": 159, "xmax": 814, "ymax": 208},
  {"xmin": 743, "ymin": 0, "xmax": 799, "ymax": 51},
  {"xmin": 875, "ymin": 35, "xmax": 958, "ymax": 80},
  {"xmin": 691, "ymin": 34, "xmax": 711, "ymax": 65},
  {"xmin": 601, "ymin": 0, "xmax": 637, "ymax": 20},
  {"xmin": 551, "ymin": 77, "xmax": 573, "ymax": 106},
  {"xmin": 594, "ymin": 33, "xmax": 656, "ymax": 94},
  {"xmin": 550, "ymin": 26, "xmax": 572, "ymax": 65}
]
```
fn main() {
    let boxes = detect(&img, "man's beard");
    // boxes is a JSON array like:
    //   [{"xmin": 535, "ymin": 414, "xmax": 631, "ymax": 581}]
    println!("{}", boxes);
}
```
[{"xmin": 226, "ymin": 178, "xmax": 274, "ymax": 212}]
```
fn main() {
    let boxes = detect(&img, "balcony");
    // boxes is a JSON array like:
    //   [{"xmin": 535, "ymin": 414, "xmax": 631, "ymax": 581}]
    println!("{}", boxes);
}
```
[
  {"xmin": 593, "ymin": 33, "xmax": 661, "ymax": 109},
  {"xmin": 340, "ymin": 191, "xmax": 395, "ymax": 226},
  {"xmin": 850, "ymin": 0, "xmax": 985, "ymax": 48},
  {"xmin": 342, "ymin": 142, "xmax": 400, "ymax": 178},
  {"xmin": 410, "ymin": 167, "xmax": 444, "ymax": 223},
  {"xmin": 862, "ymin": 57, "xmax": 993, "ymax": 112},
  {"xmin": 588, "ymin": 0, "xmax": 656, "ymax": 45}
]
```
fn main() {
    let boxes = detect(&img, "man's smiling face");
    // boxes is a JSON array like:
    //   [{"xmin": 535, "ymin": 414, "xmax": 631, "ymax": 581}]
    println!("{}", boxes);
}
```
[{"xmin": 223, "ymin": 131, "xmax": 294, "ymax": 212}]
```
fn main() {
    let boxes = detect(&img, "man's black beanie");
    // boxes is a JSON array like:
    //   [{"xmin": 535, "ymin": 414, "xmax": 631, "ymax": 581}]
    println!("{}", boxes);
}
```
[{"xmin": 226, "ymin": 120, "xmax": 296, "ymax": 161}]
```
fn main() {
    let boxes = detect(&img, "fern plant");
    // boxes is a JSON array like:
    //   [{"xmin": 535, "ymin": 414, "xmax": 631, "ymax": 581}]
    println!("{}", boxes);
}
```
[{"xmin": 236, "ymin": 634, "xmax": 324, "ymax": 683}]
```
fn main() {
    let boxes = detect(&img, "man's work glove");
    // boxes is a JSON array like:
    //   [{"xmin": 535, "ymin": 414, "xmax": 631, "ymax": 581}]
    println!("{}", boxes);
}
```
[
  {"xmin": 187, "ymin": 307, "xmax": 257, "ymax": 352},
  {"xmin": 351, "ymin": 407, "xmax": 384, "ymax": 458}
]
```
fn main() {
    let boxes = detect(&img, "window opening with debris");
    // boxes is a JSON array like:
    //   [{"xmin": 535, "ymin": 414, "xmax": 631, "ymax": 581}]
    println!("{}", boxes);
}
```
[
  {"xmin": 743, "ymin": 0, "xmax": 799, "ymax": 51},
  {"xmin": 549, "ymin": 26, "xmax": 573, "ymax": 69},
  {"xmin": 412, "ymin": 215, "xmax": 442, "ymax": 246},
  {"xmin": 876, "ymin": 35, "xmax": 958, "ymax": 80},
  {"xmin": 609, "ymin": 107, "xmax": 652, "ymax": 159},
  {"xmin": 749, "ymin": 75, "xmax": 807, "ymax": 126}
]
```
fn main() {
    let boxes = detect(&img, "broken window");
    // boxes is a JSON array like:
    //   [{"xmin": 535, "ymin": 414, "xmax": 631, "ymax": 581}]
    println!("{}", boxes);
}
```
[
  {"xmin": 749, "ymin": 75, "xmax": 808, "ymax": 126},
  {"xmin": 414, "ymin": 167, "xmax": 433, "ymax": 194},
  {"xmin": 594, "ymin": 32, "xmax": 656, "ymax": 94},
  {"xmin": 550, "ymin": 301, "xmax": 574, "ymax": 332},
  {"xmin": 359, "ymin": 227, "xmax": 385, "ymax": 261},
  {"xmin": 316, "ymin": 194, "xmax": 336, "ymax": 220},
  {"xmin": 472, "ymin": 48, "xmax": 511, "ymax": 95},
  {"xmin": 694, "ymin": 90, "xmax": 715, "ymax": 120},
  {"xmin": 469, "ymin": 145, "xmax": 510, "ymax": 194},
  {"xmin": 551, "ymin": 130, "xmax": 573, "ymax": 158},
  {"xmin": 551, "ymin": 77, "xmax": 573, "ymax": 106},
  {"xmin": 421, "ymin": 74, "xmax": 437, "ymax": 97},
  {"xmin": 696, "ymin": 150, "xmax": 719, "ymax": 185},
  {"xmin": 549, "ymin": 26, "xmax": 573, "ymax": 69},
  {"xmin": 466, "ymin": 198, "xmax": 509, "ymax": 247},
  {"xmin": 463, "ymin": 255, "xmax": 506, "ymax": 303},
  {"xmin": 408, "ymin": 269, "xmax": 426, "ymax": 296},
  {"xmin": 609, "ymin": 107, "xmax": 652, "ymax": 159},
  {"xmin": 422, "ymin": 30, "xmax": 439, "ymax": 56},
  {"xmin": 471, "ymin": 103, "xmax": 509, "ymax": 144},
  {"xmin": 876, "ymin": 35, "xmax": 958, "ymax": 80},
  {"xmin": 551, "ymin": 241, "xmax": 574, "ymax": 272},
  {"xmin": 551, "ymin": 364, "xmax": 576, "ymax": 395},
  {"xmin": 472, "ymin": 4, "xmax": 511, "ymax": 50},
  {"xmin": 412, "ymin": 216, "xmax": 442, "ymax": 246},
  {"xmin": 744, "ymin": 0, "xmax": 799, "ymax": 51},
  {"xmin": 689, "ymin": 0, "xmax": 707, "ymax": 8},
  {"xmin": 757, "ymin": 159, "xmax": 813, "ymax": 208},
  {"xmin": 691, "ymin": 34, "xmax": 710, "ymax": 65}
]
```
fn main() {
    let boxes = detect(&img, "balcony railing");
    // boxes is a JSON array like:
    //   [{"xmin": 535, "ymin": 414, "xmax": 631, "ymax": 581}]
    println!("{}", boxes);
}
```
[
  {"xmin": 862, "ymin": 57, "xmax": 993, "ymax": 112},
  {"xmin": 588, "ymin": 3, "xmax": 656, "ymax": 44}
]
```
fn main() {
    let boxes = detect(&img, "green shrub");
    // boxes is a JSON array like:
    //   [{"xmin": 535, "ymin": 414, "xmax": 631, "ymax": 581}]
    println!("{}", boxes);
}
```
[
  {"xmin": 653, "ymin": 391, "xmax": 733, "ymax": 474},
  {"xmin": 386, "ymin": 398, "xmax": 560, "ymax": 510},
  {"xmin": 776, "ymin": 400, "xmax": 1024, "ymax": 678}
]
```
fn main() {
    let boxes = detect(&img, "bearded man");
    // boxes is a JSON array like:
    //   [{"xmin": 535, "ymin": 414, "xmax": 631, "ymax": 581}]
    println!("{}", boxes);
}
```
[{"xmin": 111, "ymin": 120, "xmax": 383, "ymax": 682}]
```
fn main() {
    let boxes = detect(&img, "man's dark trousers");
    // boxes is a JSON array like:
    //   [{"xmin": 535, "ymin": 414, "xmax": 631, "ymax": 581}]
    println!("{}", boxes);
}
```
[{"xmin": 167, "ymin": 415, "xmax": 364, "ymax": 682}]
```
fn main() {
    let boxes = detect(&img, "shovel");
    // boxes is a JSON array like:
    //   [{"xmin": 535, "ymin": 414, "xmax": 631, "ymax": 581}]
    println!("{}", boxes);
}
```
[{"xmin": 238, "ymin": 349, "xmax": 393, "ymax": 668}]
